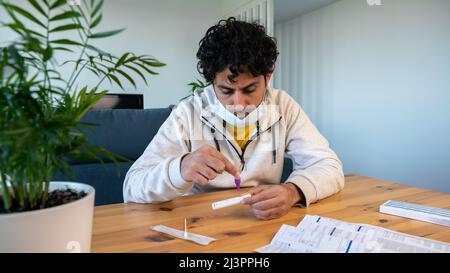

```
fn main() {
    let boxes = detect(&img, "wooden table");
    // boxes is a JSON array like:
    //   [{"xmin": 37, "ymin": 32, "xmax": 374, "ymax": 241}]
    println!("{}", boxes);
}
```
[{"xmin": 91, "ymin": 175, "xmax": 450, "ymax": 252}]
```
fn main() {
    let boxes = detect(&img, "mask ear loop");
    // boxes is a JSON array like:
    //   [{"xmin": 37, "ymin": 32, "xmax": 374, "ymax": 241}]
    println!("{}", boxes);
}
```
[{"xmin": 255, "ymin": 86, "xmax": 269, "ymax": 125}]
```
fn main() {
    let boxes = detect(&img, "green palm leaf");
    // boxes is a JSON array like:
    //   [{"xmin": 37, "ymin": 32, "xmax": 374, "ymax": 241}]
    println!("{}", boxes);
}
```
[
  {"xmin": 2, "ymin": 3, "xmax": 46, "ymax": 28},
  {"xmin": 90, "ymin": 13, "xmax": 102, "ymax": 28},
  {"xmin": 50, "ymin": 0, "xmax": 67, "ymax": 10},
  {"xmin": 116, "ymin": 69, "xmax": 136, "ymax": 88},
  {"xmin": 89, "ymin": 28, "xmax": 125, "ymax": 39},
  {"xmin": 50, "ymin": 11, "xmax": 80, "ymax": 21},
  {"xmin": 91, "ymin": 0, "xmax": 104, "ymax": 18},
  {"xmin": 50, "ymin": 39, "xmax": 82, "ymax": 46},
  {"xmin": 50, "ymin": 23, "xmax": 81, "ymax": 32},
  {"xmin": 27, "ymin": 0, "xmax": 46, "ymax": 17}
]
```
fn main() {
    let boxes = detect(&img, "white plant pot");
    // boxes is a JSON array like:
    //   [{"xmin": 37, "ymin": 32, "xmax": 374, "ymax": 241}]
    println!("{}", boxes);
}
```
[{"xmin": 0, "ymin": 181, "xmax": 95, "ymax": 253}]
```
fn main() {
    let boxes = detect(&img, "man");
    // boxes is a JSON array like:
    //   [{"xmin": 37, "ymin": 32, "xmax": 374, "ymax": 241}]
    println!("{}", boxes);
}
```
[{"xmin": 123, "ymin": 17, "xmax": 344, "ymax": 220}]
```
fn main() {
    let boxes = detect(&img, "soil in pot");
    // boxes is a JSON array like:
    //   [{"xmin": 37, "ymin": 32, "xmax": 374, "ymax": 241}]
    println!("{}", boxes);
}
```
[{"xmin": 0, "ymin": 188, "xmax": 87, "ymax": 214}]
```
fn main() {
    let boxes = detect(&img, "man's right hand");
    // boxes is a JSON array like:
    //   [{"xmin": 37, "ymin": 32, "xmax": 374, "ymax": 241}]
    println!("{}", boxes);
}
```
[{"xmin": 180, "ymin": 145, "xmax": 240, "ymax": 185}]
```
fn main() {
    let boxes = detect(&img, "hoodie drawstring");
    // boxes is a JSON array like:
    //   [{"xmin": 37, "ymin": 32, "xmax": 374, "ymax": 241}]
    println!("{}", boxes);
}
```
[
  {"xmin": 210, "ymin": 127, "xmax": 220, "ymax": 152},
  {"xmin": 269, "ymin": 126, "xmax": 276, "ymax": 164}
]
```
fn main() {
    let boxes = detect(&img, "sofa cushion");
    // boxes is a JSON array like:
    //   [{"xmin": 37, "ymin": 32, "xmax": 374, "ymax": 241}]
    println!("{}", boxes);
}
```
[
  {"xmin": 76, "ymin": 108, "xmax": 172, "ymax": 164},
  {"xmin": 53, "ymin": 162, "xmax": 131, "ymax": 205},
  {"xmin": 53, "ymin": 107, "xmax": 173, "ymax": 205}
]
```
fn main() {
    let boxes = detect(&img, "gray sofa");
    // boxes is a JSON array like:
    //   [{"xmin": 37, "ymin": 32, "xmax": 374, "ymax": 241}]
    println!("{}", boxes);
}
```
[{"xmin": 53, "ymin": 107, "xmax": 293, "ymax": 205}]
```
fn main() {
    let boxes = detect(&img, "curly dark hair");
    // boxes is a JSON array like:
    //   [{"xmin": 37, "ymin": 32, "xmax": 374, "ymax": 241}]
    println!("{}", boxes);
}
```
[{"xmin": 196, "ymin": 17, "xmax": 279, "ymax": 83}]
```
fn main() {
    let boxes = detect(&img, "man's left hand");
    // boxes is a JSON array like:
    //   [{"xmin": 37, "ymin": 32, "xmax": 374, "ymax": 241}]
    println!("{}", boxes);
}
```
[{"xmin": 242, "ymin": 183, "xmax": 301, "ymax": 220}]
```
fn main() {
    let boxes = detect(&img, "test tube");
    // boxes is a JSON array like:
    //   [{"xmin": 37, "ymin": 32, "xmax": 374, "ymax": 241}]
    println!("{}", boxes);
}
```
[
  {"xmin": 212, "ymin": 194, "xmax": 251, "ymax": 210},
  {"xmin": 234, "ymin": 177, "xmax": 241, "ymax": 190}
]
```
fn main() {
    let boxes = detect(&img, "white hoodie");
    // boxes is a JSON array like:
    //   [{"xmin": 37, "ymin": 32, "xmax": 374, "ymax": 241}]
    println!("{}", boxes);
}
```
[{"xmin": 123, "ymin": 85, "xmax": 344, "ymax": 206}]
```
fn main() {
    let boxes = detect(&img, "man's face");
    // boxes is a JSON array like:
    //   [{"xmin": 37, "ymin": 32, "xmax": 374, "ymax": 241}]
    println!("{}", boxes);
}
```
[{"xmin": 213, "ymin": 67, "xmax": 272, "ymax": 119}]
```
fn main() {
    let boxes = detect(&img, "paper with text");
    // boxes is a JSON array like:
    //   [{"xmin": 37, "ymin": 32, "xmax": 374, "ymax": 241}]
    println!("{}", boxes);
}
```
[{"xmin": 256, "ymin": 215, "xmax": 450, "ymax": 253}]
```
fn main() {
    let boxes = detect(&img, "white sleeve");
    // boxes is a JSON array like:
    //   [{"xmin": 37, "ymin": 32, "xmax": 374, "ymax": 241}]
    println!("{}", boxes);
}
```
[{"xmin": 283, "ymin": 97, "xmax": 345, "ymax": 207}]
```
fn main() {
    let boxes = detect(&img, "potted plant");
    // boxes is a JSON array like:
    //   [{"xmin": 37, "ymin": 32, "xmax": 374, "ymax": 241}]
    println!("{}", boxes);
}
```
[
  {"xmin": 180, "ymin": 78, "xmax": 208, "ymax": 101},
  {"xmin": 0, "ymin": 0, "xmax": 165, "ymax": 252}
]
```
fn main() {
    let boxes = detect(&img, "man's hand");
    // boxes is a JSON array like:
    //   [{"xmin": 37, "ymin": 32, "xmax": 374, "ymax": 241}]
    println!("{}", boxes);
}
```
[
  {"xmin": 181, "ymin": 145, "xmax": 240, "ymax": 185},
  {"xmin": 242, "ymin": 183, "xmax": 301, "ymax": 220}
]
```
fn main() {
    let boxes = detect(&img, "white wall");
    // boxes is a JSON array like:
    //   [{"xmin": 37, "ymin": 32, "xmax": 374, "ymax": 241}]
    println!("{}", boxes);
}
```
[
  {"xmin": 274, "ymin": 0, "xmax": 450, "ymax": 193},
  {"xmin": 0, "ymin": 0, "xmax": 225, "ymax": 108},
  {"xmin": 222, "ymin": 0, "xmax": 254, "ymax": 16},
  {"xmin": 97, "ymin": 0, "xmax": 224, "ymax": 108}
]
